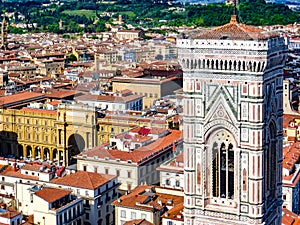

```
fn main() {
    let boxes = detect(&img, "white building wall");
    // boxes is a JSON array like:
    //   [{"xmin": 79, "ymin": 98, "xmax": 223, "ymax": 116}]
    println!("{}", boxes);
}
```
[
  {"xmin": 162, "ymin": 218, "xmax": 184, "ymax": 225},
  {"xmin": 77, "ymin": 148, "xmax": 174, "ymax": 192},
  {"xmin": 160, "ymin": 171, "xmax": 184, "ymax": 190},
  {"xmin": 116, "ymin": 206, "xmax": 153, "ymax": 225},
  {"xmin": 282, "ymin": 186, "xmax": 293, "ymax": 212},
  {"xmin": 46, "ymin": 177, "xmax": 118, "ymax": 225},
  {"xmin": 78, "ymin": 159, "xmax": 138, "ymax": 191}
]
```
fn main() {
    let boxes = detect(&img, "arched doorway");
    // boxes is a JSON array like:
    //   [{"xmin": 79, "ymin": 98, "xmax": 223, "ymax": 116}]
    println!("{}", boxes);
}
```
[
  {"xmin": 18, "ymin": 144, "xmax": 23, "ymax": 158},
  {"xmin": 68, "ymin": 134, "xmax": 85, "ymax": 156},
  {"xmin": 44, "ymin": 148, "xmax": 50, "ymax": 161},
  {"xmin": 26, "ymin": 146, "xmax": 32, "ymax": 159},
  {"xmin": 34, "ymin": 147, "xmax": 41, "ymax": 159},
  {"xmin": 59, "ymin": 151, "xmax": 64, "ymax": 165},
  {"xmin": 53, "ymin": 149, "xmax": 58, "ymax": 162}
]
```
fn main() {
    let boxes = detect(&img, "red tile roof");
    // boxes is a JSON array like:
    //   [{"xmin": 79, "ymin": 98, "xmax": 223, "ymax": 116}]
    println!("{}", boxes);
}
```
[
  {"xmin": 21, "ymin": 163, "xmax": 52, "ymax": 172},
  {"xmin": 112, "ymin": 185, "xmax": 183, "ymax": 212},
  {"xmin": 0, "ymin": 210, "xmax": 21, "ymax": 219},
  {"xmin": 0, "ymin": 165, "xmax": 39, "ymax": 180},
  {"xmin": 77, "ymin": 130, "xmax": 182, "ymax": 164},
  {"xmin": 51, "ymin": 171, "xmax": 115, "ymax": 189},
  {"xmin": 45, "ymin": 90, "xmax": 77, "ymax": 99},
  {"xmin": 0, "ymin": 91, "xmax": 45, "ymax": 107},
  {"xmin": 192, "ymin": 15, "xmax": 278, "ymax": 40},
  {"xmin": 282, "ymin": 208, "xmax": 300, "ymax": 225},
  {"xmin": 21, "ymin": 107, "xmax": 57, "ymax": 115},
  {"xmin": 34, "ymin": 187, "xmax": 72, "ymax": 203},
  {"xmin": 283, "ymin": 114, "xmax": 300, "ymax": 129},
  {"xmin": 161, "ymin": 202, "xmax": 184, "ymax": 221},
  {"xmin": 283, "ymin": 143, "xmax": 300, "ymax": 171},
  {"xmin": 124, "ymin": 219, "xmax": 154, "ymax": 225}
]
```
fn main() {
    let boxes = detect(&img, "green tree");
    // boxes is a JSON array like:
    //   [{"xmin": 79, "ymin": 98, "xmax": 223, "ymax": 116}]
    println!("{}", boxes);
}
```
[{"xmin": 67, "ymin": 54, "xmax": 77, "ymax": 63}]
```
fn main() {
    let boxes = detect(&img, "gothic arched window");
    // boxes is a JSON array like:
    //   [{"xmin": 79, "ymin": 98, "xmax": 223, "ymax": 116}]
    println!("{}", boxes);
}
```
[
  {"xmin": 211, "ymin": 131, "xmax": 235, "ymax": 199},
  {"xmin": 266, "ymin": 122, "xmax": 277, "ymax": 200}
]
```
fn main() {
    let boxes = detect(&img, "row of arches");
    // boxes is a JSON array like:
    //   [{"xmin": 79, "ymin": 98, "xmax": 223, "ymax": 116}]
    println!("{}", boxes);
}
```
[
  {"xmin": 17, "ymin": 134, "xmax": 86, "ymax": 165},
  {"xmin": 19, "ymin": 145, "xmax": 63, "ymax": 162},
  {"xmin": 181, "ymin": 58, "xmax": 266, "ymax": 72}
]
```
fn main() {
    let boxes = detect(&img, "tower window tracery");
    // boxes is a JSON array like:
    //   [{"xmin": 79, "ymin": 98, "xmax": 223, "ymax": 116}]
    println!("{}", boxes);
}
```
[{"xmin": 211, "ymin": 131, "xmax": 235, "ymax": 199}]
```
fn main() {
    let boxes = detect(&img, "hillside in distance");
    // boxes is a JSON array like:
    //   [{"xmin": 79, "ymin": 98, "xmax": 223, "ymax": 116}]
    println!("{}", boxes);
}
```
[{"xmin": 1, "ymin": 0, "xmax": 299, "ymax": 34}]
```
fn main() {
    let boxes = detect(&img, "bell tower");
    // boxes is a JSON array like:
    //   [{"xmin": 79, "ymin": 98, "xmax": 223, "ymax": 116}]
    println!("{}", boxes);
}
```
[
  {"xmin": 178, "ymin": 16, "xmax": 287, "ymax": 225},
  {"xmin": 1, "ymin": 17, "xmax": 8, "ymax": 50}
]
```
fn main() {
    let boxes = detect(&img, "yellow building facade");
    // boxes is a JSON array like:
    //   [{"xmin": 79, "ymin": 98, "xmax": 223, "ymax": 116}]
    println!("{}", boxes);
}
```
[
  {"xmin": 112, "ymin": 76, "xmax": 182, "ymax": 109},
  {"xmin": 0, "ymin": 103, "xmax": 177, "ymax": 163},
  {"xmin": 0, "ymin": 104, "xmax": 98, "ymax": 165}
]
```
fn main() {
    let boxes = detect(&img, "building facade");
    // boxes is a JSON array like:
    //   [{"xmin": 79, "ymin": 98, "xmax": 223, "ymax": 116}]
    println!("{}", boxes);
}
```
[
  {"xmin": 0, "ymin": 101, "xmax": 98, "ymax": 166},
  {"xmin": 178, "ymin": 16, "xmax": 288, "ymax": 224},
  {"xmin": 282, "ymin": 143, "xmax": 300, "ymax": 215},
  {"xmin": 112, "ymin": 186, "xmax": 184, "ymax": 225},
  {"xmin": 76, "ymin": 127, "xmax": 182, "ymax": 192},
  {"xmin": 112, "ymin": 76, "xmax": 182, "ymax": 109},
  {"xmin": 0, "ymin": 158, "xmax": 118, "ymax": 225},
  {"xmin": 16, "ymin": 184, "xmax": 84, "ymax": 225},
  {"xmin": 75, "ymin": 90, "xmax": 143, "ymax": 111},
  {"xmin": 157, "ymin": 151, "xmax": 184, "ymax": 190}
]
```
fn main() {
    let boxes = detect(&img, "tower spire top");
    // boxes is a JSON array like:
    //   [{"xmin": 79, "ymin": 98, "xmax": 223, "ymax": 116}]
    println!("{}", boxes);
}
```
[
  {"xmin": 233, "ymin": 0, "xmax": 237, "ymax": 15},
  {"xmin": 230, "ymin": 0, "xmax": 238, "ymax": 23}
]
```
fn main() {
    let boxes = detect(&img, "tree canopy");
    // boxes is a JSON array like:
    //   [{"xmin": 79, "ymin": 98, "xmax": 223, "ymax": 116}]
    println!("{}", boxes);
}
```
[{"xmin": 1, "ymin": 0, "xmax": 299, "ymax": 34}]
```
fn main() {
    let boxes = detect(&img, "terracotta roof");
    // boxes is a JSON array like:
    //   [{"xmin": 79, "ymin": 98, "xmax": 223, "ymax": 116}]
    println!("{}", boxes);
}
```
[
  {"xmin": 283, "ymin": 169, "xmax": 300, "ymax": 187},
  {"xmin": 114, "ymin": 133, "xmax": 152, "ymax": 143},
  {"xmin": 21, "ymin": 108, "xmax": 57, "ymax": 115},
  {"xmin": 0, "ymin": 91, "xmax": 45, "ymax": 107},
  {"xmin": 124, "ymin": 219, "xmax": 154, "ymax": 225},
  {"xmin": 112, "ymin": 185, "xmax": 183, "ymax": 212},
  {"xmin": 34, "ymin": 187, "xmax": 72, "ymax": 203},
  {"xmin": 282, "ymin": 208, "xmax": 300, "ymax": 225},
  {"xmin": 0, "ymin": 165, "xmax": 39, "ymax": 180},
  {"xmin": 21, "ymin": 163, "xmax": 52, "ymax": 172},
  {"xmin": 283, "ymin": 143, "xmax": 300, "ymax": 171},
  {"xmin": 0, "ymin": 210, "xmax": 21, "ymax": 219},
  {"xmin": 192, "ymin": 15, "xmax": 277, "ymax": 40},
  {"xmin": 130, "ymin": 127, "xmax": 167, "ymax": 135},
  {"xmin": 77, "ymin": 130, "xmax": 182, "ymax": 164},
  {"xmin": 101, "ymin": 115, "xmax": 168, "ymax": 125},
  {"xmin": 283, "ymin": 114, "xmax": 300, "ymax": 129},
  {"xmin": 51, "ymin": 171, "xmax": 116, "ymax": 189},
  {"xmin": 161, "ymin": 202, "xmax": 184, "ymax": 221},
  {"xmin": 45, "ymin": 90, "xmax": 77, "ymax": 99},
  {"xmin": 47, "ymin": 100, "xmax": 61, "ymax": 106}
]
